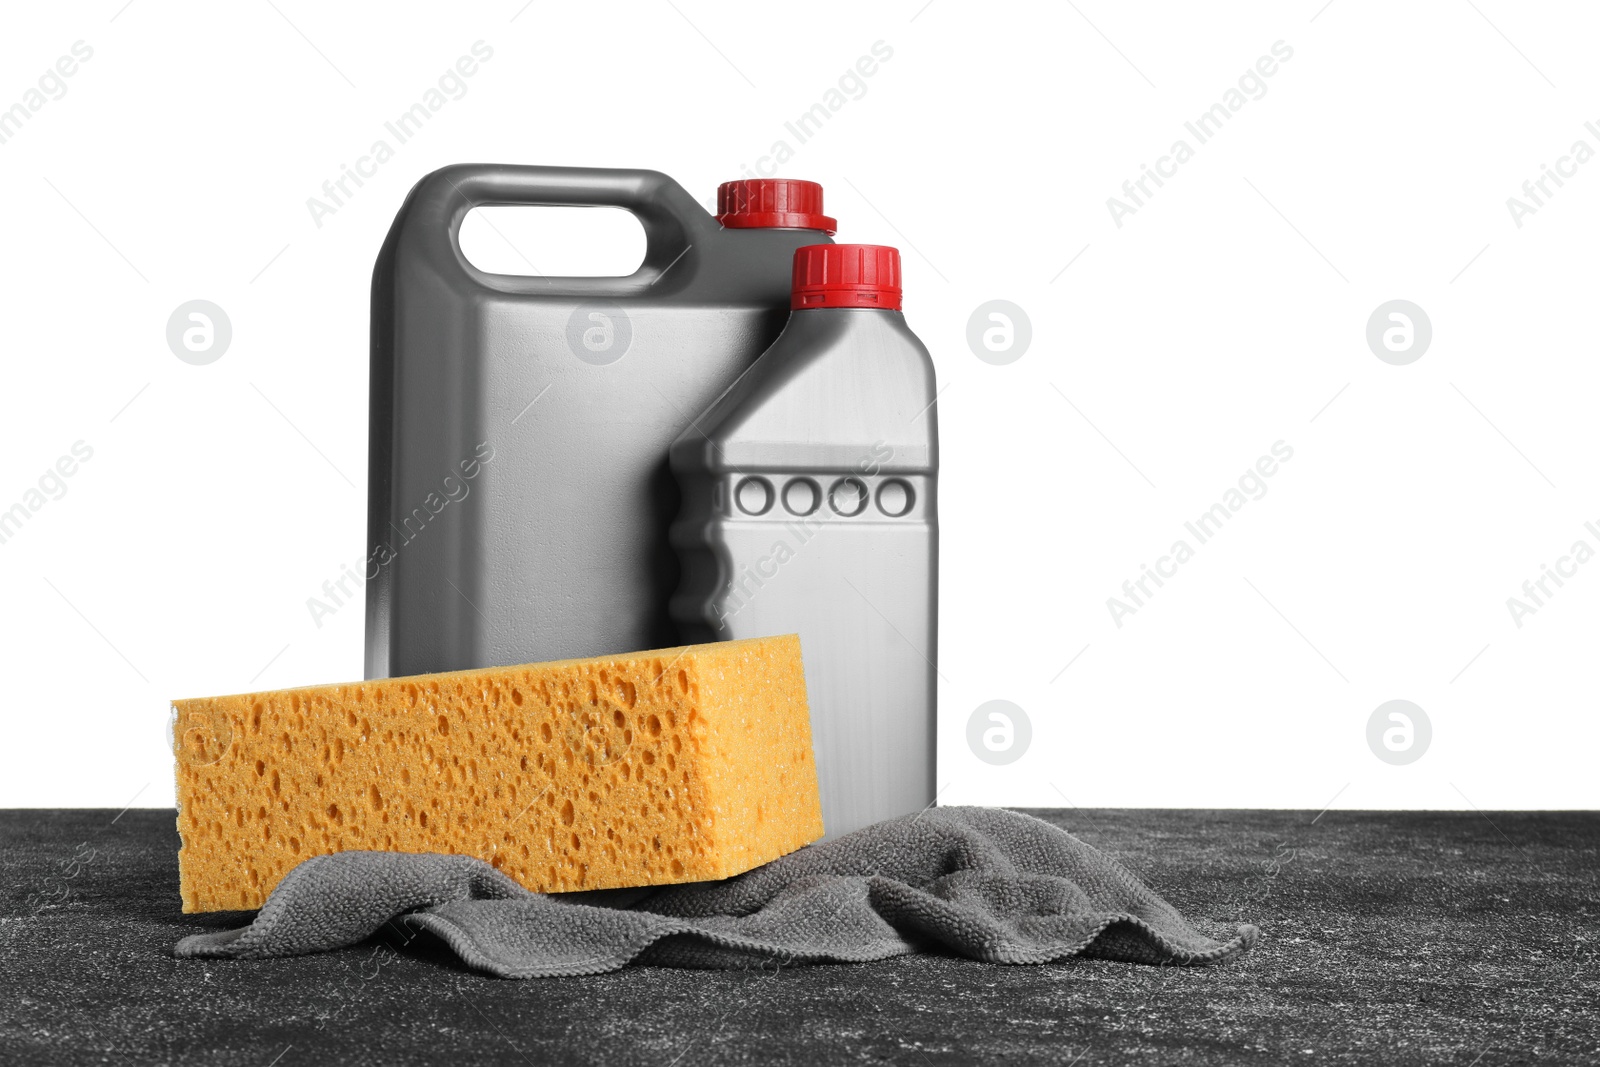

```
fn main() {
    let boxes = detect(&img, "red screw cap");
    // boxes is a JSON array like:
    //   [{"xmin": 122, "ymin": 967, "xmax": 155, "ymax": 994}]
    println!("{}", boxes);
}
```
[
  {"xmin": 717, "ymin": 179, "xmax": 837, "ymax": 234},
  {"xmin": 791, "ymin": 244, "xmax": 902, "ymax": 311}
]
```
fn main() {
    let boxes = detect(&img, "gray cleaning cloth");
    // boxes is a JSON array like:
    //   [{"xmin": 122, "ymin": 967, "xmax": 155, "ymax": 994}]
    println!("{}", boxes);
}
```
[{"xmin": 175, "ymin": 807, "xmax": 1258, "ymax": 977}]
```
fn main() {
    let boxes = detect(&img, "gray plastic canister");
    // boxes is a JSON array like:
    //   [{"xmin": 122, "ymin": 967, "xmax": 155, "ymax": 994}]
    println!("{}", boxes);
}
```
[
  {"xmin": 669, "ymin": 244, "xmax": 938, "ymax": 838},
  {"xmin": 365, "ymin": 166, "xmax": 834, "ymax": 679}
]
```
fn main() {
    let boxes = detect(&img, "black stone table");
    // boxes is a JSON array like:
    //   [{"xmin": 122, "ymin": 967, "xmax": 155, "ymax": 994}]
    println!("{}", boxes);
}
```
[{"xmin": 2, "ymin": 808, "xmax": 1596, "ymax": 1065}]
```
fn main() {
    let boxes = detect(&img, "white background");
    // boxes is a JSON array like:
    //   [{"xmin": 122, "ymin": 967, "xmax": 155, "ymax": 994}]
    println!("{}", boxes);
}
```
[{"xmin": 3, "ymin": 1, "xmax": 1595, "ymax": 811}]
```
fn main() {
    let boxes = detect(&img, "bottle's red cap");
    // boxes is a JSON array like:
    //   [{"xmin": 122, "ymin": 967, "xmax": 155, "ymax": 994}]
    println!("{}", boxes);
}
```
[
  {"xmin": 717, "ymin": 179, "xmax": 836, "ymax": 234},
  {"xmin": 791, "ymin": 244, "xmax": 902, "ymax": 311}
]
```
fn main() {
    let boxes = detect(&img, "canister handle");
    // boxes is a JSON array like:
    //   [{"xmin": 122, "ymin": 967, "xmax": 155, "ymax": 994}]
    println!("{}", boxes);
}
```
[{"xmin": 401, "ymin": 164, "xmax": 709, "ymax": 296}]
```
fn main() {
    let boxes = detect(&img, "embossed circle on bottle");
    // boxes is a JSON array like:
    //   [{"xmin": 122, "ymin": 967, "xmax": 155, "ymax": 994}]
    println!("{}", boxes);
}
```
[
  {"xmin": 782, "ymin": 477, "xmax": 820, "ymax": 516},
  {"xmin": 876, "ymin": 478, "xmax": 914, "ymax": 517},
  {"xmin": 828, "ymin": 477, "xmax": 868, "ymax": 516},
  {"xmin": 735, "ymin": 477, "xmax": 773, "ymax": 515}
]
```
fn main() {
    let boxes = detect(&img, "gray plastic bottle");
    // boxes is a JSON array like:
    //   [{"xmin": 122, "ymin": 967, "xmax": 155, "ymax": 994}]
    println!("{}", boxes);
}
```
[
  {"xmin": 669, "ymin": 245, "xmax": 938, "ymax": 838},
  {"xmin": 365, "ymin": 167, "xmax": 836, "ymax": 679}
]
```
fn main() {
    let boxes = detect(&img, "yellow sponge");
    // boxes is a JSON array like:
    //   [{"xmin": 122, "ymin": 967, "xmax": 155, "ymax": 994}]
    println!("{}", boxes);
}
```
[{"xmin": 171, "ymin": 635, "xmax": 821, "ymax": 912}]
